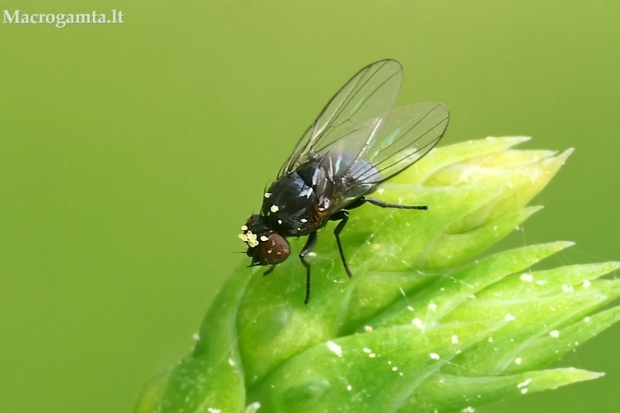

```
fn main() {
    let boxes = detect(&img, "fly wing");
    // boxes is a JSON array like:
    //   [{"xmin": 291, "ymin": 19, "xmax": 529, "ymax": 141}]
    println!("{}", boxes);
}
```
[
  {"xmin": 319, "ymin": 102, "xmax": 449, "ymax": 193},
  {"xmin": 279, "ymin": 60, "xmax": 403, "ymax": 177}
]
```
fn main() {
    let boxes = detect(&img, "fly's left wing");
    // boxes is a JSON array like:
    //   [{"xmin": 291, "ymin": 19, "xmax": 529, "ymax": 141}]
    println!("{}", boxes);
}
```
[{"xmin": 279, "ymin": 60, "xmax": 403, "ymax": 177}]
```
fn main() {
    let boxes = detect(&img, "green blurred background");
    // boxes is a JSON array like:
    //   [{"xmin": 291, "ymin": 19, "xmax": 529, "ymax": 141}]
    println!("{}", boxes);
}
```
[{"xmin": 1, "ymin": 1, "xmax": 619, "ymax": 412}]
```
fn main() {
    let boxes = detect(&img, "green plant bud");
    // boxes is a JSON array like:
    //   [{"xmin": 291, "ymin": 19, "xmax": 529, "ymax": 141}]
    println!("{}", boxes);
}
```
[{"xmin": 136, "ymin": 137, "xmax": 619, "ymax": 413}]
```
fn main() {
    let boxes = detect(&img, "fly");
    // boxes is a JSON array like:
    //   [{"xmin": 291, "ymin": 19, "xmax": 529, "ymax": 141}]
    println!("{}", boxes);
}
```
[{"xmin": 238, "ymin": 59, "xmax": 450, "ymax": 304}]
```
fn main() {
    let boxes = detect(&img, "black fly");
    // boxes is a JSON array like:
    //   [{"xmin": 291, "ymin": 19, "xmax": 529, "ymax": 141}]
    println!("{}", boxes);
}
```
[{"xmin": 238, "ymin": 60, "xmax": 450, "ymax": 304}]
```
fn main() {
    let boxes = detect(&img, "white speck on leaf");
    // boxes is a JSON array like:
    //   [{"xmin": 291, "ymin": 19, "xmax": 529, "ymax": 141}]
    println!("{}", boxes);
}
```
[
  {"xmin": 430, "ymin": 353, "xmax": 440, "ymax": 360},
  {"xmin": 326, "ymin": 341, "xmax": 342, "ymax": 357},
  {"xmin": 520, "ymin": 273, "xmax": 533, "ymax": 282},
  {"xmin": 245, "ymin": 402, "xmax": 261, "ymax": 412},
  {"xmin": 549, "ymin": 330, "xmax": 560, "ymax": 338},
  {"xmin": 505, "ymin": 313, "xmax": 516, "ymax": 321}
]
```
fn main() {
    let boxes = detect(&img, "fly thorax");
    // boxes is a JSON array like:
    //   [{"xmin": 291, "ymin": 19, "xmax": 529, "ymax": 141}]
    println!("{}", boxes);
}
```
[{"xmin": 261, "ymin": 172, "xmax": 317, "ymax": 233}]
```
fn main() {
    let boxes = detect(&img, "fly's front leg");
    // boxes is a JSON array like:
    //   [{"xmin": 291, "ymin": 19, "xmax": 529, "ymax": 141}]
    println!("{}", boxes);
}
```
[
  {"xmin": 263, "ymin": 265, "xmax": 276, "ymax": 276},
  {"xmin": 363, "ymin": 196, "xmax": 428, "ymax": 210},
  {"xmin": 330, "ymin": 210, "xmax": 353, "ymax": 278},
  {"xmin": 299, "ymin": 231, "xmax": 318, "ymax": 305}
]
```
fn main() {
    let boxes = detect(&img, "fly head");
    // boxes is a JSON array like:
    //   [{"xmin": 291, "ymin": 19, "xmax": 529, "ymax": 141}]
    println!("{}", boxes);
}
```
[{"xmin": 239, "ymin": 214, "xmax": 291, "ymax": 266}]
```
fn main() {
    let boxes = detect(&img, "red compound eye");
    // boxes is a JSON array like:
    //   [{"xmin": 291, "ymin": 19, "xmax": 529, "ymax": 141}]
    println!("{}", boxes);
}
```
[{"xmin": 254, "ymin": 233, "xmax": 290, "ymax": 265}]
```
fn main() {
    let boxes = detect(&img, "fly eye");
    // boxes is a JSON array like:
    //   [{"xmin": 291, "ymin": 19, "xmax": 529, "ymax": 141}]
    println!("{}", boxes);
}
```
[{"xmin": 255, "ymin": 233, "xmax": 290, "ymax": 265}]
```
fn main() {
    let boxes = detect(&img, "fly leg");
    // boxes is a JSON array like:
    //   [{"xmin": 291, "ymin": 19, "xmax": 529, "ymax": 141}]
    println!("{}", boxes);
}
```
[
  {"xmin": 299, "ymin": 231, "xmax": 318, "ymax": 305},
  {"xmin": 363, "ymin": 196, "xmax": 428, "ymax": 210},
  {"xmin": 330, "ymin": 210, "xmax": 353, "ymax": 278},
  {"xmin": 263, "ymin": 265, "xmax": 276, "ymax": 276}
]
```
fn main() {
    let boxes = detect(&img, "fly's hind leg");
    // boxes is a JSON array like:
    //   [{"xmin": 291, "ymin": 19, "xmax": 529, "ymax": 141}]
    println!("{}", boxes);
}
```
[
  {"xmin": 330, "ymin": 210, "xmax": 353, "ymax": 279},
  {"xmin": 299, "ymin": 231, "xmax": 318, "ymax": 305},
  {"xmin": 363, "ymin": 196, "xmax": 428, "ymax": 210}
]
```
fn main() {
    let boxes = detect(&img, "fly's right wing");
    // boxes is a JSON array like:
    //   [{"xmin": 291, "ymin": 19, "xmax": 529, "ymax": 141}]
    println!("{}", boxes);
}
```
[
  {"xmin": 278, "ymin": 60, "xmax": 403, "ymax": 177},
  {"xmin": 318, "ymin": 102, "xmax": 450, "ymax": 192}
]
